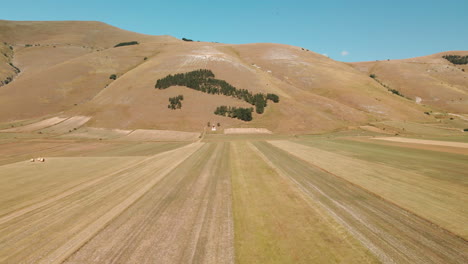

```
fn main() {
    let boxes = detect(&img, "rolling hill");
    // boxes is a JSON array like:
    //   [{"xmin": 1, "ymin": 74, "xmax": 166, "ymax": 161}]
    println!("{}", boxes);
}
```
[{"xmin": 0, "ymin": 20, "xmax": 466, "ymax": 133}]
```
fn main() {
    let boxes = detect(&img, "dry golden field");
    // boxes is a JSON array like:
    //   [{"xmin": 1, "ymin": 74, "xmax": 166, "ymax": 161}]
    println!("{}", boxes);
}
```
[{"xmin": 0, "ymin": 127, "xmax": 467, "ymax": 264}]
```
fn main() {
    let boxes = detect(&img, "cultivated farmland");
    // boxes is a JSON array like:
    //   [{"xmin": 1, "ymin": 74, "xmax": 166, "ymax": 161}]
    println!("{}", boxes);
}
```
[{"xmin": 0, "ymin": 131, "xmax": 467, "ymax": 263}]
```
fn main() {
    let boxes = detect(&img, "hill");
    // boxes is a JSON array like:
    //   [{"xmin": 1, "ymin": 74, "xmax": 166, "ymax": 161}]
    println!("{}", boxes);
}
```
[
  {"xmin": 0, "ymin": 20, "xmax": 466, "ymax": 133},
  {"xmin": 351, "ymin": 51, "xmax": 468, "ymax": 113}
]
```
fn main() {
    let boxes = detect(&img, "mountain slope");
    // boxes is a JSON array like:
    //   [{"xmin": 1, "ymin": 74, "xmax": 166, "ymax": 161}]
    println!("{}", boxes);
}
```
[
  {"xmin": 1, "ymin": 20, "xmax": 463, "ymax": 133},
  {"xmin": 351, "ymin": 51, "xmax": 468, "ymax": 113}
]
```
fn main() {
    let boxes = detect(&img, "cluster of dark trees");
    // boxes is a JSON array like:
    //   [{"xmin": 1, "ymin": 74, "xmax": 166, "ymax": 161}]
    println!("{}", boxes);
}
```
[
  {"xmin": 168, "ymin": 95, "xmax": 184, "ymax": 110},
  {"xmin": 214, "ymin": 106, "xmax": 253, "ymax": 121},
  {"xmin": 389, "ymin": 89, "xmax": 403, "ymax": 97},
  {"xmin": 443, "ymin": 55, "xmax": 468, "ymax": 65},
  {"xmin": 114, "ymin": 41, "xmax": 139, "ymax": 48},
  {"xmin": 1, "ymin": 76, "xmax": 13, "ymax": 86},
  {"xmin": 182, "ymin": 38, "xmax": 193, "ymax": 42},
  {"xmin": 155, "ymin": 69, "xmax": 279, "ymax": 119}
]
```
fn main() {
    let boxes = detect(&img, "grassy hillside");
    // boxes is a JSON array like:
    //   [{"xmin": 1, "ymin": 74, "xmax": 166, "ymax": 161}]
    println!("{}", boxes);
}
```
[
  {"xmin": 351, "ymin": 51, "xmax": 468, "ymax": 113},
  {"xmin": 1, "ymin": 20, "xmax": 465, "ymax": 133}
]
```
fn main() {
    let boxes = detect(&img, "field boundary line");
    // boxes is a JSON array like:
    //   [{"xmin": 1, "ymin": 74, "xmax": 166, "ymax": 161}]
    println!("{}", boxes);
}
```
[
  {"xmin": 267, "ymin": 140, "xmax": 468, "ymax": 243},
  {"xmin": 0, "ymin": 142, "xmax": 200, "ymax": 225},
  {"xmin": 373, "ymin": 137, "xmax": 468, "ymax": 149},
  {"xmin": 247, "ymin": 142, "xmax": 394, "ymax": 263},
  {"xmin": 0, "ymin": 117, "xmax": 70, "ymax": 133},
  {"xmin": 41, "ymin": 142, "xmax": 204, "ymax": 264}
]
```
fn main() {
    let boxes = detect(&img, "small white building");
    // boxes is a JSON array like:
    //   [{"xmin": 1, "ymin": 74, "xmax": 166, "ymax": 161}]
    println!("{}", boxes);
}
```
[{"xmin": 211, "ymin": 125, "xmax": 217, "ymax": 131}]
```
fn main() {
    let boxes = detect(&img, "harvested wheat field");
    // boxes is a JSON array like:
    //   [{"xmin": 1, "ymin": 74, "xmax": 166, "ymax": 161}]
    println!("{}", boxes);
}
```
[{"xmin": 0, "ymin": 131, "xmax": 467, "ymax": 264}]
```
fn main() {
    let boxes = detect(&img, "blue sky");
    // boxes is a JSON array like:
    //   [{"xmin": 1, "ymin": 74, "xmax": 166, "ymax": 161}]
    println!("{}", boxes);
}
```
[{"xmin": 2, "ymin": 0, "xmax": 467, "ymax": 62}]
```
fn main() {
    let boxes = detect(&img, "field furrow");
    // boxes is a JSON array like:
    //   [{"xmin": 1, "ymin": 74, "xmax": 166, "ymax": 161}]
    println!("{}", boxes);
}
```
[
  {"xmin": 271, "ymin": 140, "xmax": 468, "ymax": 237},
  {"xmin": 254, "ymin": 141, "xmax": 468, "ymax": 263},
  {"xmin": 230, "ymin": 141, "xmax": 379, "ymax": 264},
  {"xmin": 64, "ymin": 142, "xmax": 234, "ymax": 264},
  {"xmin": 0, "ymin": 143, "xmax": 203, "ymax": 263}
]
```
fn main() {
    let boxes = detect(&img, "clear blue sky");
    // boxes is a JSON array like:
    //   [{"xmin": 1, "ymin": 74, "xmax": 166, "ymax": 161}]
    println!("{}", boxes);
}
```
[{"xmin": 2, "ymin": 0, "xmax": 467, "ymax": 62}]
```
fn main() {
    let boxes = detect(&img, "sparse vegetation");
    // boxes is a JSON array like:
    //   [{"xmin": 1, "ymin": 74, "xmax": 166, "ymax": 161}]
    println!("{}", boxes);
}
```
[
  {"xmin": 442, "ymin": 55, "xmax": 468, "ymax": 65},
  {"xmin": 114, "ymin": 41, "xmax": 139, "ymax": 47},
  {"xmin": 9, "ymin": 62, "xmax": 20, "ymax": 73},
  {"xmin": 155, "ymin": 69, "xmax": 279, "ymax": 120},
  {"xmin": 182, "ymin": 38, "xmax": 193, "ymax": 42},
  {"xmin": 389, "ymin": 88, "xmax": 403, "ymax": 97},
  {"xmin": 463, "ymin": 128, "xmax": 468, "ymax": 132},
  {"xmin": 370, "ymin": 74, "xmax": 406, "ymax": 98},
  {"xmin": 109, "ymin": 74, "xmax": 117, "ymax": 80},
  {"xmin": 168, "ymin": 95, "xmax": 184, "ymax": 110}
]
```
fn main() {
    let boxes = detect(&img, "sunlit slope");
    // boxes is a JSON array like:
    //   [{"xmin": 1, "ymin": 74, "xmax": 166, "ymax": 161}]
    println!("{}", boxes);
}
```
[
  {"xmin": 0, "ymin": 20, "xmax": 178, "ymax": 47},
  {"xmin": 0, "ymin": 20, "xmax": 441, "ymax": 133},
  {"xmin": 352, "ymin": 51, "xmax": 468, "ymax": 113}
]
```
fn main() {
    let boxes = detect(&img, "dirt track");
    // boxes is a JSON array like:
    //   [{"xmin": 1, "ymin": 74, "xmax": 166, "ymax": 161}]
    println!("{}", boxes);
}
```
[{"xmin": 254, "ymin": 141, "xmax": 468, "ymax": 264}]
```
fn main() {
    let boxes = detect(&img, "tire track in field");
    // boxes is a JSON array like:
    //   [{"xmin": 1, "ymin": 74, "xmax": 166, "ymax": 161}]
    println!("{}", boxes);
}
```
[
  {"xmin": 253, "ymin": 141, "xmax": 468, "ymax": 264},
  {"xmin": 65, "ymin": 142, "xmax": 234, "ymax": 264},
  {"xmin": 0, "ymin": 142, "xmax": 197, "ymax": 225},
  {"xmin": 38, "ymin": 142, "xmax": 204, "ymax": 264}
]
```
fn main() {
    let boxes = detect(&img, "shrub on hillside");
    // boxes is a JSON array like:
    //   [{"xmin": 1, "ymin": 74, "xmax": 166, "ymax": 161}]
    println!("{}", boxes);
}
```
[
  {"xmin": 114, "ymin": 41, "xmax": 139, "ymax": 48},
  {"xmin": 442, "ymin": 55, "xmax": 468, "ymax": 65},
  {"xmin": 389, "ymin": 89, "xmax": 403, "ymax": 97},
  {"xmin": 109, "ymin": 74, "xmax": 117, "ymax": 80},
  {"xmin": 182, "ymin": 38, "xmax": 193, "ymax": 42}
]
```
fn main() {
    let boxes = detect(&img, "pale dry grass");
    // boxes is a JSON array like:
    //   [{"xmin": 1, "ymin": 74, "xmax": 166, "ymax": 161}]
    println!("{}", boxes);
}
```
[
  {"xmin": 374, "ymin": 137, "xmax": 468, "ymax": 149},
  {"xmin": 224, "ymin": 128, "xmax": 272, "ymax": 134},
  {"xmin": 65, "ymin": 143, "xmax": 234, "ymax": 264},
  {"xmin": 0, "ymin": 117, "xmax": 66, "ymax": 132},
  {"xmin": 58, "ymin": 127, "xmax": 131, "ymax": 139},
  {"xmin": 39, "ymin": 116, "xmax": 90, "ymax": 134},
  {"xmin": 0, "ymin": 143, "xmax": 202, "ymax": 263},
  {"xmin": 119, "ymin": 129, "xmax": 200, "ymax": 141},
  {"xmin": 255, "ymin": 141, "xmax": 468, "ymax": 263},
  {"xmin": 269, "ymin": 140, "xmax": 468, "ymax": 239}
]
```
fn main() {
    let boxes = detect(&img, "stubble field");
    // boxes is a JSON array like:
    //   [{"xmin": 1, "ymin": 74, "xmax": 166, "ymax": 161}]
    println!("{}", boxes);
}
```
[{"xmin": 0, "ymin": 132, "xmax": 467, "ymax": 263}]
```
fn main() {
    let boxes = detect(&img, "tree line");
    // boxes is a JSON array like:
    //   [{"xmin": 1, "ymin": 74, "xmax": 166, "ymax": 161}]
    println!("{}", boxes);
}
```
[
  {"xmin": 114, "ymin": 41, "xmax": 139, "ymax": 48},
  {"xmin": 443, "ymin": 55, "xmax": 468, "ymax": 65},
  {"xmin": 214, "ymin": 106, "xmax": 253, "ymax": 121},
  {"xmin": 155, "ymin": 69, "xmax": 279, "ymax": 120}
]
